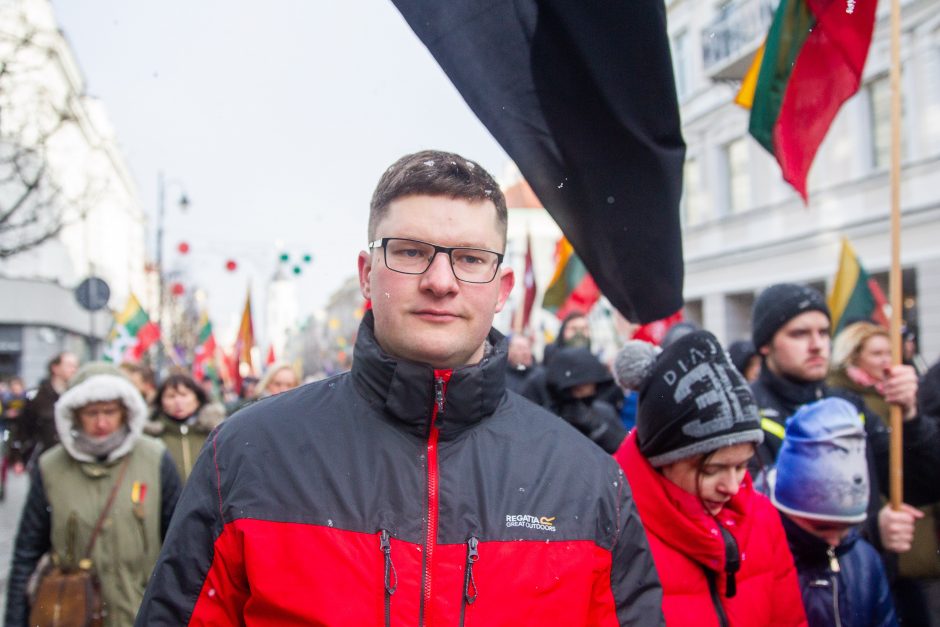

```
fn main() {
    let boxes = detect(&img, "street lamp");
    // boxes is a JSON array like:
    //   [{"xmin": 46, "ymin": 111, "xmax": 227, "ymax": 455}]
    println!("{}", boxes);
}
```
[{"xmin": 155, "ymin": 171, "xmax": 190, "ymax": 375}]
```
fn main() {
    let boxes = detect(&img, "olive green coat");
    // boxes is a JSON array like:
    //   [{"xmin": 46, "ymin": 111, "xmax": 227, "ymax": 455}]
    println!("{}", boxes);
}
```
[{"xmin": 145, "ymin": 403, "xmax": 225, "ymax": 481}]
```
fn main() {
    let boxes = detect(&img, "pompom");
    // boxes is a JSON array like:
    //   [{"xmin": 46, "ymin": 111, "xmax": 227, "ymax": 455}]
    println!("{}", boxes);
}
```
[{"xmin": 614, "ymin": 341, "xmax": 661, "ymax": 391}]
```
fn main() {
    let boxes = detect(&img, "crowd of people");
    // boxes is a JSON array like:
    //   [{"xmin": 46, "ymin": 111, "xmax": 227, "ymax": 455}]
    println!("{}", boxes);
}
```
[
  {"xmin": 0, "ymin": 149, "xmax": 939, "ymax": 625},
  {"xmin": 0, "ymin": 355, "xmax": 301, "ymax": 626}
]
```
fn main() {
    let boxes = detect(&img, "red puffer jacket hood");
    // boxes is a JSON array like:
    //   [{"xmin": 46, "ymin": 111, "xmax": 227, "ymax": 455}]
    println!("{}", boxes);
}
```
[{"xmin": 615, "ymin": 431, "xmax": 807, "ymax": 626}]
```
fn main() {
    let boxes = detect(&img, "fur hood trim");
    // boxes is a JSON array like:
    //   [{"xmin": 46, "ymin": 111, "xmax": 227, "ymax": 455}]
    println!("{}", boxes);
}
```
[
  {"xmin": 144, "ymin": 402, "xmax": 226, "ymax": 436},
  {"xmin": 54, "ymin": 374, "xmax": 147, "ymax": 463}
]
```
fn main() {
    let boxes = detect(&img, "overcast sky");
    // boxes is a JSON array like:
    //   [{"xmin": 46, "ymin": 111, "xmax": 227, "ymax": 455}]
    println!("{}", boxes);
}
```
[{"xmin": 50, "ymin": 0, "xmax": 511, "ymax": 342}]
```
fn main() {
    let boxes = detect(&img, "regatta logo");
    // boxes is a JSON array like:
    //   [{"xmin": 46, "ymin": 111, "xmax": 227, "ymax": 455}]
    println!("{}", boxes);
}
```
[{"xmin": 506, "ymin": 514, "xmax": 556, "ymax": 532}]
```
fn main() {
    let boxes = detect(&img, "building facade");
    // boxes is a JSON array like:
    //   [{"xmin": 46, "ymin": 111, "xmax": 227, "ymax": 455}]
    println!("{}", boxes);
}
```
[
  {"xmin": 0, "ymin": 0, "xmax": 147, "ymax": 383},
  {"xmin": 670, "ymin": 0, "xmax": 940, "ymax": 363}
]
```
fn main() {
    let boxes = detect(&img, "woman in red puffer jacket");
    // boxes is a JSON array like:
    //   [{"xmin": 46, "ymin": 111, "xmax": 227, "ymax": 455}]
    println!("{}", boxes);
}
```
[{"xmin": 612, "ymin": 331, "xmax": 806, "ymax": 626}]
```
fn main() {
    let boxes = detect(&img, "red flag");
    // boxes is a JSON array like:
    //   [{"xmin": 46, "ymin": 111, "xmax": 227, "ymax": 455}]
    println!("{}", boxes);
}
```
[
  {"xmin": 521, "ymin": 234, "xmax": 537, "ymax": 330},
  {"xmin": 631, "ymin": 310, "xmax": 684, "ymax": 346},
  {"xmin": 266, "ymin": 345, "xmax": 276, "ymax": 367}
]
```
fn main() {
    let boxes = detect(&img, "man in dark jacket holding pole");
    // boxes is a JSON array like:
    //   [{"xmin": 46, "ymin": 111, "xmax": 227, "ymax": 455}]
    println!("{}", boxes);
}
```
[
  {"xmin": 136, "ymin": 150, "xmax": 662, "ymax": 625},
  {"xmin": 749, "ymin": 283, "xmax": 940, "ymax": 556}
]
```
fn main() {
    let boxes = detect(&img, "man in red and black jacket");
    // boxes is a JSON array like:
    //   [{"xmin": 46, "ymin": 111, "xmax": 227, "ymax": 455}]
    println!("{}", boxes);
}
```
[{"xmin": 136, "ymin": 150, "xmax": 662, "ymax": 626}]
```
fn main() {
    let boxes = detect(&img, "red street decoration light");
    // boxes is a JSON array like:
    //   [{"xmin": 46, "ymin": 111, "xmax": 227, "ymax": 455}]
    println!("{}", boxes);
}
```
[
  {"xmin": 171, "ymin": 282, "xmax": 185, "ymax": 297},
  {"xmin": 178, "ymin": 242, "xmax": 190, "ymax": 254},
  {"xmin": 225, "ymin": 260, "xmax": 238, "ymax": 272}
]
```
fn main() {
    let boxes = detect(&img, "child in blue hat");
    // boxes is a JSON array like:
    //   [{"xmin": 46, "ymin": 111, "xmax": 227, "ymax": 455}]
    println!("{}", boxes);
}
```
[{"xmin": 771, "ymin": 397, "xmax": 897, "ymax": 626}]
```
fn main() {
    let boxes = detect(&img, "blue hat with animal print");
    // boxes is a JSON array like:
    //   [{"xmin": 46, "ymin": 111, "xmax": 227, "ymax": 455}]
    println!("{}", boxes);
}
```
[{"xmin": 771, "ymin": 397, "xmax": 869, "ymax": 523}]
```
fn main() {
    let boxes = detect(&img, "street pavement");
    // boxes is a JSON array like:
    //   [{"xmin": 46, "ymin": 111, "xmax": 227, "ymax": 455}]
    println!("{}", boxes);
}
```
[{"xmin": 0, "ymin": 471, "xmax": 29, "ymax": 615}]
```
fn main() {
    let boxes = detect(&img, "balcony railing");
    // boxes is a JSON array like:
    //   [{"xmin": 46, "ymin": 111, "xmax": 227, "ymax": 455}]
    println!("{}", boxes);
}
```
[{"xmin": 701, "ymin": 0, "xmax": 778, "ymax": 80}]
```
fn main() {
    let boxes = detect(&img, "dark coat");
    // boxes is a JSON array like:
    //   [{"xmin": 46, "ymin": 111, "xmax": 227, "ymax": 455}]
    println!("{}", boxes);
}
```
[
  {"xmin": 135, "ymin": 312, "xmax": 663, "ymax": 625},
  {"xmin": 14, "ymin": 379, "xmax": 60, "ymax": 465},
  {"xmin": 781, "ymin": 515, "xmax": 897, "ymax": 627}
]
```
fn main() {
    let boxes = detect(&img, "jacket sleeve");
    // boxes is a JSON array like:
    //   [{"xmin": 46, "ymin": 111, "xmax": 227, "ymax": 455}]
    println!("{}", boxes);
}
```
[
  {"xmin": 135, "ymin": 425, "xmax": 248, "ymax": 626},
  {"xmin": 605, "ymin": 466, "xmax": 665, "ymax": 626},
  {"xmin": 159, "ymin": 450, "xmax": 183, "ymax": 541},
  {"xmin": 767, "ymin": 509, "xmax": 808, "ymax": 626},
  {"xmin": 3, "ymin": 468, "xmax": 52, "ymax": 627}
]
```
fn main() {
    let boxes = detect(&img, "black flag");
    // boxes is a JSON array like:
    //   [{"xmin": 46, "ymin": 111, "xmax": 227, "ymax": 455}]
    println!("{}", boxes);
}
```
[{"xmin": 391, "ymin": 0, "xmax": 686, "ymax": 323}]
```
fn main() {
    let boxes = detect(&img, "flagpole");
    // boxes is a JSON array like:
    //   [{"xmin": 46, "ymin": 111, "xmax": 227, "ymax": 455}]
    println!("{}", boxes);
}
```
[{"xmin": 888, "ymin": 0, "xmax": 903, "ymax": 510}]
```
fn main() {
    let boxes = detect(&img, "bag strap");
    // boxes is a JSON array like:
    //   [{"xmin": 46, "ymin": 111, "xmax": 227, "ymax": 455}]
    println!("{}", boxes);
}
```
[{"xmin": 83, "ymin": 455, "xmax": 132, "ymax": 559}]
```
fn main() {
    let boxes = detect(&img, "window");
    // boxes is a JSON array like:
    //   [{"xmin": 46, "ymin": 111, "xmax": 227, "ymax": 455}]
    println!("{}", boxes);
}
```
[
  {"xmin": 682, "ymin": 158, "xmax": 710, "ymax": 225},
  {"xmin": 726, "ymin": 138, "xmax": 751, "ymax": 213},
  {"xmin": 868, "ymin": 75, "xmax": 907, "ymax": 169},
  {"xmin": 671, "ymin": 30, "xmax": 690, "ymax": 101}
]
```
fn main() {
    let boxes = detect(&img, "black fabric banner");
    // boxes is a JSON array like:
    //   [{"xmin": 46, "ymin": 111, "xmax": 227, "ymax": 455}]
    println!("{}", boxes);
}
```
[{"xmin": 391, "ymin": 0, "xmax": 686, "ymax": 322}]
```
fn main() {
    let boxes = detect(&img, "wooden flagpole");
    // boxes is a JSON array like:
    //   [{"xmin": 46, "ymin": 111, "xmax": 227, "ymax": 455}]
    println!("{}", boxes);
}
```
[{"xmin": 888, "ymin": 0, "xmax": 903, "ymax": 510}]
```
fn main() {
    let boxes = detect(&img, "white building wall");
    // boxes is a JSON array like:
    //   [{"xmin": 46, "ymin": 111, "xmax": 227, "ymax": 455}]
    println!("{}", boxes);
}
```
[
  {"xmin": 671, "ymin": 0, "xmax": 940, "ymax": 362},
  {"xmin": 0, "ymin": 0, "xmax": 147, "ymax": 312}
]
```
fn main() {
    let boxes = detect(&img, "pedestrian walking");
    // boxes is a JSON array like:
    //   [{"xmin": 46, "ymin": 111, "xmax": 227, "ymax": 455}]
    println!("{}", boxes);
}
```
[
  {"xmin": 613, "ymin": 330, "xmax": 807, "ymax": 626},
  {"xmin": 254, "ymin": 362, "xmax": 300, "ymax": 399},
  {"xmin": 13, "ymin": 353, "xmax": 78, "ymax": 470},
  {"xmin": 4, "ymin": 363, "xmax": 181, "ymax": 626},
  {"xmin": 144, "ymin": 374, "xmax": 225, "ymax": 483},
  {"xmin": 136, "ymin": 149, "xmax": 662, "ymax": 625}
]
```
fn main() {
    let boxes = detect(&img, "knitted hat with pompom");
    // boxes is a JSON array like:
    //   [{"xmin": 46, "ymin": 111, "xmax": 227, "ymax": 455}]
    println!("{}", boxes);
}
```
[{"xmin": 614, "ymin": 330, "xmax": 764, "ymax": 467}]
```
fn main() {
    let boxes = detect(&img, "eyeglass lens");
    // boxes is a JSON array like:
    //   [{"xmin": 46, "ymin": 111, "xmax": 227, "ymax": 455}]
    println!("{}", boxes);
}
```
[{"xmin": 384, "ymin": 238, "xmax": 499, "ymax": 282}]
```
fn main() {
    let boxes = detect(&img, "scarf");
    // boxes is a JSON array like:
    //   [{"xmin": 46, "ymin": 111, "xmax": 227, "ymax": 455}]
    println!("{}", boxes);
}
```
[{"xmin": 73, "ymin": 425, "xmax": 131, "ymax": 460}]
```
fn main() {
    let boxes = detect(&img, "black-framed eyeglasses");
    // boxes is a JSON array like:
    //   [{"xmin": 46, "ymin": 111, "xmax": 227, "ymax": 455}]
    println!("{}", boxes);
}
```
[{"xmin": 368, "ymin": 237, "xmax": 504, "ymax": 284}]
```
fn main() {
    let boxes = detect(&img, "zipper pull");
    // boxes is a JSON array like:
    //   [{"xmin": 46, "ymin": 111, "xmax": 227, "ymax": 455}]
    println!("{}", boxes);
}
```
[
  {"xmin": 827, "ymin": 545, "xmax": 841, "ymax": 573},
  {"xmin": 464, "ymin": 536, "xmax": 479, "ymax": 605},
  {"xmin": 380, "ymin": 530, "xmax": 397, "ymax": 595},
  {"xmin": 434, "ymin": 376, "xmax": 445, "ymax": 415}
]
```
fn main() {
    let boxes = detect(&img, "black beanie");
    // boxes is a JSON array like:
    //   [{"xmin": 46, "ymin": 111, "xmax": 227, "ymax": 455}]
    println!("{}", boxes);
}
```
[
  {"xmin": 614, "ymin": 331, "xmax": 763, "ymax": 467},
  {"xmin": 751, "ymin": 283, "xmax": 830, "ymax": 350}
]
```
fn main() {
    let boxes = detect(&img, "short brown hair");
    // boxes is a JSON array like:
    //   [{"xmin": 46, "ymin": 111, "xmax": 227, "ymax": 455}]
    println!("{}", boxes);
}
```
[{"xmin": 368, "ymin": 150, "xmax": 508, "ymax": 244}]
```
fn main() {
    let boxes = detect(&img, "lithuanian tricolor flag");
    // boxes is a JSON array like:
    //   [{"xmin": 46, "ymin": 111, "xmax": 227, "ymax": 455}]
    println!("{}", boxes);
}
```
[
  {"xmin": 541, "ymin": 237, "xmax": 600, "ymax": 320},
  {"xmin": 828, "ymin": 238, "xmax": 889, "ymax": 335},
  {"xmin": 738, "ymin": 0, "xmax": 876, "ymax": 200},
  {"xmin": 104, "ymin": 294, "xmax": 160, "ymax": 363},
  {"xmin": 192, "ymin": 311, "xmax": 218, "ymax": 382}
]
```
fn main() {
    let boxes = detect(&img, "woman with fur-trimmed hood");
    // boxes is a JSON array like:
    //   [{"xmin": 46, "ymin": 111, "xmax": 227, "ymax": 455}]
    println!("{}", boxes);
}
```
[
  {"xmin": 145, "ymin": 373, "xmax": 225, "ymax": 482},
  {"xmin": 4, "ymin": 363, "xmax": 182, "ymax": 627}
]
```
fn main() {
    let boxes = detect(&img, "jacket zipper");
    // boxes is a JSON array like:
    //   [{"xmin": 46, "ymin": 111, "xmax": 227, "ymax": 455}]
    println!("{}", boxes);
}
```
[
  {"xmin": 459, "ymin": 536, "xmax": 479, "ymax": 626},
  {"xmin": 828, "ymin": 545, "xmax": 842, "ymax": 627},
  {"xmin": 380, "ymin": 529, "xmax": 397, "ymax": 627},
  {"xmin": 420, "ymin": 371, "xmax": 451, "ymax": 626},
  {"xmin": 704, "ymin": 569, "xmax": 730, "ymax": 627}
]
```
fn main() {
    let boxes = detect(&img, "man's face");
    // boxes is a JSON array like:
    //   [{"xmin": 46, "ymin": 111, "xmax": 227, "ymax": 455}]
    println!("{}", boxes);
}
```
[
  {"xmin": 563, "ymin": 316, "xmax": 590, "ymax": 347},
  {"xmin": 77, "ymin": 400, "xmax": 125, "ymax": 438},
  {"xmin": 358, "ymin": 195, "xmax": 514, "ymax": 368},
  {"xmin": 53, "ymin": 353, "xmax": 79, "ymax": 383},
  {"xmin": 761, "ymin": 311, "xmax": 831, "ymax": 382},
  {"xmin": 507, "ymin": 336, "xmax": 533, "ymax": 368}
]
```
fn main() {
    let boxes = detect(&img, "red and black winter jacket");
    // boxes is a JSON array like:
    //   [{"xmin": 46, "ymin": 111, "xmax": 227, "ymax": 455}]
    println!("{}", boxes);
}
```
[{"xmin": 136, "ymin": 313, "xmax": 663, "ymax": 626}]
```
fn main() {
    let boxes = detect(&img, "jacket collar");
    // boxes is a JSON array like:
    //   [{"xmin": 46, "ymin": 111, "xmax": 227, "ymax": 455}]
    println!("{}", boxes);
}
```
[
  {"xmin": 758, "ymin": 364, "xmax": 826, "ymax": 411},
  {"xmin": 351, "ymin": 311, "xmax": 507, "ymax": 439},
  {"xmin": 780, "ymin": 512, "xmax": 859, "ymax": 566}
]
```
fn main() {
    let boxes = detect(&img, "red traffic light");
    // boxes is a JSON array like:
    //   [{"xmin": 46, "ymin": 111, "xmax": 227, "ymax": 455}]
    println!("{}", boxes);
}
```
[{"xmin": 225, "ymin": 260, "xmax": 238, "ymax": 272}]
